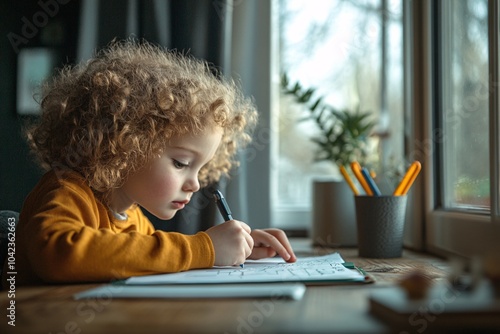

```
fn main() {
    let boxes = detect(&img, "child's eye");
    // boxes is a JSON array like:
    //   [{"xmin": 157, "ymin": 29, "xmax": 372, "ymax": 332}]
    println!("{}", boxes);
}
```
[{"xmin": 172, "ymin": 159, "xmax": 189, "ymax": 169}]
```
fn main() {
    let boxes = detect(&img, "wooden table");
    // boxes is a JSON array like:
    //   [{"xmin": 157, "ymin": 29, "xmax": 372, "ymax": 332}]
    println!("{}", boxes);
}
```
[{"xmin": 0, "ymin": 240, "xmax": 450, "ymax": 334}]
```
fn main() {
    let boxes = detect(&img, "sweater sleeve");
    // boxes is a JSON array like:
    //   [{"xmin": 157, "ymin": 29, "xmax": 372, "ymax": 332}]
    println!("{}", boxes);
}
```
[{"xmin": 21, "ymin": 174, "xmax": 215, "ymax": 284}]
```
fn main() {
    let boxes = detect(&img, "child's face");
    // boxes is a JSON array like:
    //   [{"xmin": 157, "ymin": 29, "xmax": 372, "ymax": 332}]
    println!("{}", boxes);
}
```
[{"xmin": 112, "ymin": 127, "xmax": 222, "ymax": 220}]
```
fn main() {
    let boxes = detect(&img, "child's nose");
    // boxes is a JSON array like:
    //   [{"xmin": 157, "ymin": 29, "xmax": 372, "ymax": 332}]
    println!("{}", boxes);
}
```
[{"xmin": 183, "ymin": 176, "xmax": 200, "ymax": 193}]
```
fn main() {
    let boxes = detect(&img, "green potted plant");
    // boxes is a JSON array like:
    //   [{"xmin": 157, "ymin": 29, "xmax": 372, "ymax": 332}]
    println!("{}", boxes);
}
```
[
  {"xmin": 281, "ymin": 73, "xmax": 375, "ymax": 169},
  {"xmin": 280, "ymin": 74, "xmax": 376, "ymax": 246}
]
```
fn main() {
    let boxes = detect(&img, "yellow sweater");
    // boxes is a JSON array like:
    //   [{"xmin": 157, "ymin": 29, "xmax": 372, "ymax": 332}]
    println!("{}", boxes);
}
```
[{"xmin": 3, "ymin": 169, "xmax": 215, "ymax": 286}]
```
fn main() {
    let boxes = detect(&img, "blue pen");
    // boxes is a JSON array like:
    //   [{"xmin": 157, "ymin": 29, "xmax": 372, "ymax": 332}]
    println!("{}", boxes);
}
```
[
  {"xmin": 361, "ymin": 167, "xmax": 382, "ymax": 196},
  {"xmin": 212, "ymin": 189, "xmax": 244, "ymax": 268}
]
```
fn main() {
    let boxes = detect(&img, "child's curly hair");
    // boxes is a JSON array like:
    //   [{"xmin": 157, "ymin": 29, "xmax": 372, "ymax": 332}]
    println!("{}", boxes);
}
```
[{"xmin": 26, "ymin": 40, "xmax": 258, "ymax": 198}]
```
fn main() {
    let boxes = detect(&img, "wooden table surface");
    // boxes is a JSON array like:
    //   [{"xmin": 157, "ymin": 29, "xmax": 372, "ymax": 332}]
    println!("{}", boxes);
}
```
[{"xmin": 0, "ymin": 240, "xmax": 450, "ymax": 334}]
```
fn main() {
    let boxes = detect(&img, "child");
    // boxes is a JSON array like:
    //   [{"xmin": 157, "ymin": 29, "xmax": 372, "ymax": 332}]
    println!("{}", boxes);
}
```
[{"xmin": 4, "ymin": 40, "xmax": 296, "ymax": 286}]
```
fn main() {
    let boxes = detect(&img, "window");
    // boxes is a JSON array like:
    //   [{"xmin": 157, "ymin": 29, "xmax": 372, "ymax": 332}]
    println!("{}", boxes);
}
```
[
  {"xmin": 272, "ymin": 0, "xmax": 499, "ymax": 256},
  {"xmin": 440, "ymin": 0, "xmax": 490, "ymax": 211},
  {"xmin": 273, "ymin": 0, "xmax": 404, "ymax": 230},
  {"xmin": 424, "ymin": 0, "xmax": 500, "ymax": 257}
]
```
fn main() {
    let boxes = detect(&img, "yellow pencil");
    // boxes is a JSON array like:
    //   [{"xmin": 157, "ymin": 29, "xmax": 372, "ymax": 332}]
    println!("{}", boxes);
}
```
[
  {"xmin": 350, "ymin": 161, "xmax": 373, "ymax": 196},
  {"xmin": 340, "ymin": 165, "xmax": 360, "ymax": 195},
  {"xmin": 393, "ymin": 161, "xmax": 422, "ymax": 196}
]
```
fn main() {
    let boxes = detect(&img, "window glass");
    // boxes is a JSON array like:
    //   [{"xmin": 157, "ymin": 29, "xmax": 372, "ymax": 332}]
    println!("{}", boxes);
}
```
[
  {"xmin": 440, "ymin": 0, "xmax": 489, "ymax": 210},
  {"xmin": 275, "ymin": 0, "xmax": 403, "ymax": 225}
]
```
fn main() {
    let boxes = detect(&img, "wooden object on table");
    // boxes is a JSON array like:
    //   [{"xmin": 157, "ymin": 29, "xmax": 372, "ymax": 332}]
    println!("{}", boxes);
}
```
[{"xmin": 369, "ymin": 280, "xmax": 500, "ymax": 333}]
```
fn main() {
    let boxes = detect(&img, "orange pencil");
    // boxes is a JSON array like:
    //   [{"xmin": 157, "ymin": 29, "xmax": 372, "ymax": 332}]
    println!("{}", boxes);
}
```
[
  {"xmin": 340, "ymin": 165, "xmax": 360, "ymax": 195},
  {"xmin": 350, "ymin": 161, "xmax": 373, "ymax": 196},
  {"xmin": 393, "ymin": 161, "xmax": 422, "ymax": 196}
]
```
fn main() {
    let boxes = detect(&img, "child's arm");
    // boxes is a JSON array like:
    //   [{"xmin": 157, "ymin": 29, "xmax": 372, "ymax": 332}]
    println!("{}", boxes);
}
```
[
  {"xmin": 18, "ymin": 171, "xmax": 216, "ymax": 284},
  {"xmin": 24, "ymin": 211, "xmax": 215, "ymax": 283},
  {"xmin": 248, "ymin": 229, "xmax": 297, "ymax": 263}
]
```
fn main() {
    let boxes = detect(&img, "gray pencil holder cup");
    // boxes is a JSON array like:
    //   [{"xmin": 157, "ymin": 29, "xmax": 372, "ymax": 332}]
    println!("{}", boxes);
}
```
[{"xmin": 354, "ymin": 195, "xmax": 408, "ymax": 258}]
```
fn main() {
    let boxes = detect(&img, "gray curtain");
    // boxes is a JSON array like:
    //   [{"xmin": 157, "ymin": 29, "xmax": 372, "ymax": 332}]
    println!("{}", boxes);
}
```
[{"xmin": 227, "ymin": 0, "xmax": 273, "ymax": 230}]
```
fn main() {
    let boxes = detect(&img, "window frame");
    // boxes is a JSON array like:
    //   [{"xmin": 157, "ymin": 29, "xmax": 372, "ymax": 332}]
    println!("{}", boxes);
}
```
[{"xmin": 420, "ymin": 0, "xmax": 500, "ymax": 258}]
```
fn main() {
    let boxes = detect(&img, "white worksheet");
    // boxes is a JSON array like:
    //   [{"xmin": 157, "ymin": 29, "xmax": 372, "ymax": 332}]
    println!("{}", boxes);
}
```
[{"xmin": 124, "ymin": 253, "xmax": 366, "ymax": 285}]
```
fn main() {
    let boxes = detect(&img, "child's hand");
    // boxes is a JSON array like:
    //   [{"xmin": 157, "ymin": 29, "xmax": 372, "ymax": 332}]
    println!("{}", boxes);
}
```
[
  {"xmin": 206, "ymin": 220, "xmax": 254, "ymax": 266},
  {"xmin": 248, "ymin": 229, "xmax": 297, "ymax": 263}
]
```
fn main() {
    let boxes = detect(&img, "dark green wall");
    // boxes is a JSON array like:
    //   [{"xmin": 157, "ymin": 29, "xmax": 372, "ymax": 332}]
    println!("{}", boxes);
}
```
[{"xmin": 0, "ymin": 0, "xmax": 81, "ymax": 212}]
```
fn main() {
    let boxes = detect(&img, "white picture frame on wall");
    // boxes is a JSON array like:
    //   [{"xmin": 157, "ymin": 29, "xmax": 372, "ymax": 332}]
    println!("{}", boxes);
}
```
[{"xmin": 16, "ymin": 48, "xmax": 57, "ymax": 115}]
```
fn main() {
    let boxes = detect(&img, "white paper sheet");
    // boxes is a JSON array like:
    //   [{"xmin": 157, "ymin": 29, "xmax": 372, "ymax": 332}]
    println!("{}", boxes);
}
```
[
  {"xmin": 74, "ymin": 283, "xmax": 307, "ymax": 300},
  {"xmin": 125, "ymin": 253, "xmax": 366, "ymax": 285}
]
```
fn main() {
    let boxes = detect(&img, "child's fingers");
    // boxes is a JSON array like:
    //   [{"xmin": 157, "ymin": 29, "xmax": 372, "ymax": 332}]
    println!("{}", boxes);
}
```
[
  {"xmin": 262, "ymin": 228, "xmax": 297, "ymax": 262},
  {"xmin": 206, "ymin": 220, "xmax": 254, "ymax": 266},
  {"xmin": 230, "ymin": 220, "xmax": 253, "ymax": 260},
  {"xmin": 243, "ymin": 227, "xmax": 254, "ymax": 257},
  {"xmin": 251, "ymin": 229, "xmax": 296, "ymax": 262},
  {"xmin": 250, "ymin": 246, "xmax": 277, "ymax": 259},
  {"xmin": 239, "ymin": 221, "xmax": 251, "ymax": 234}
]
